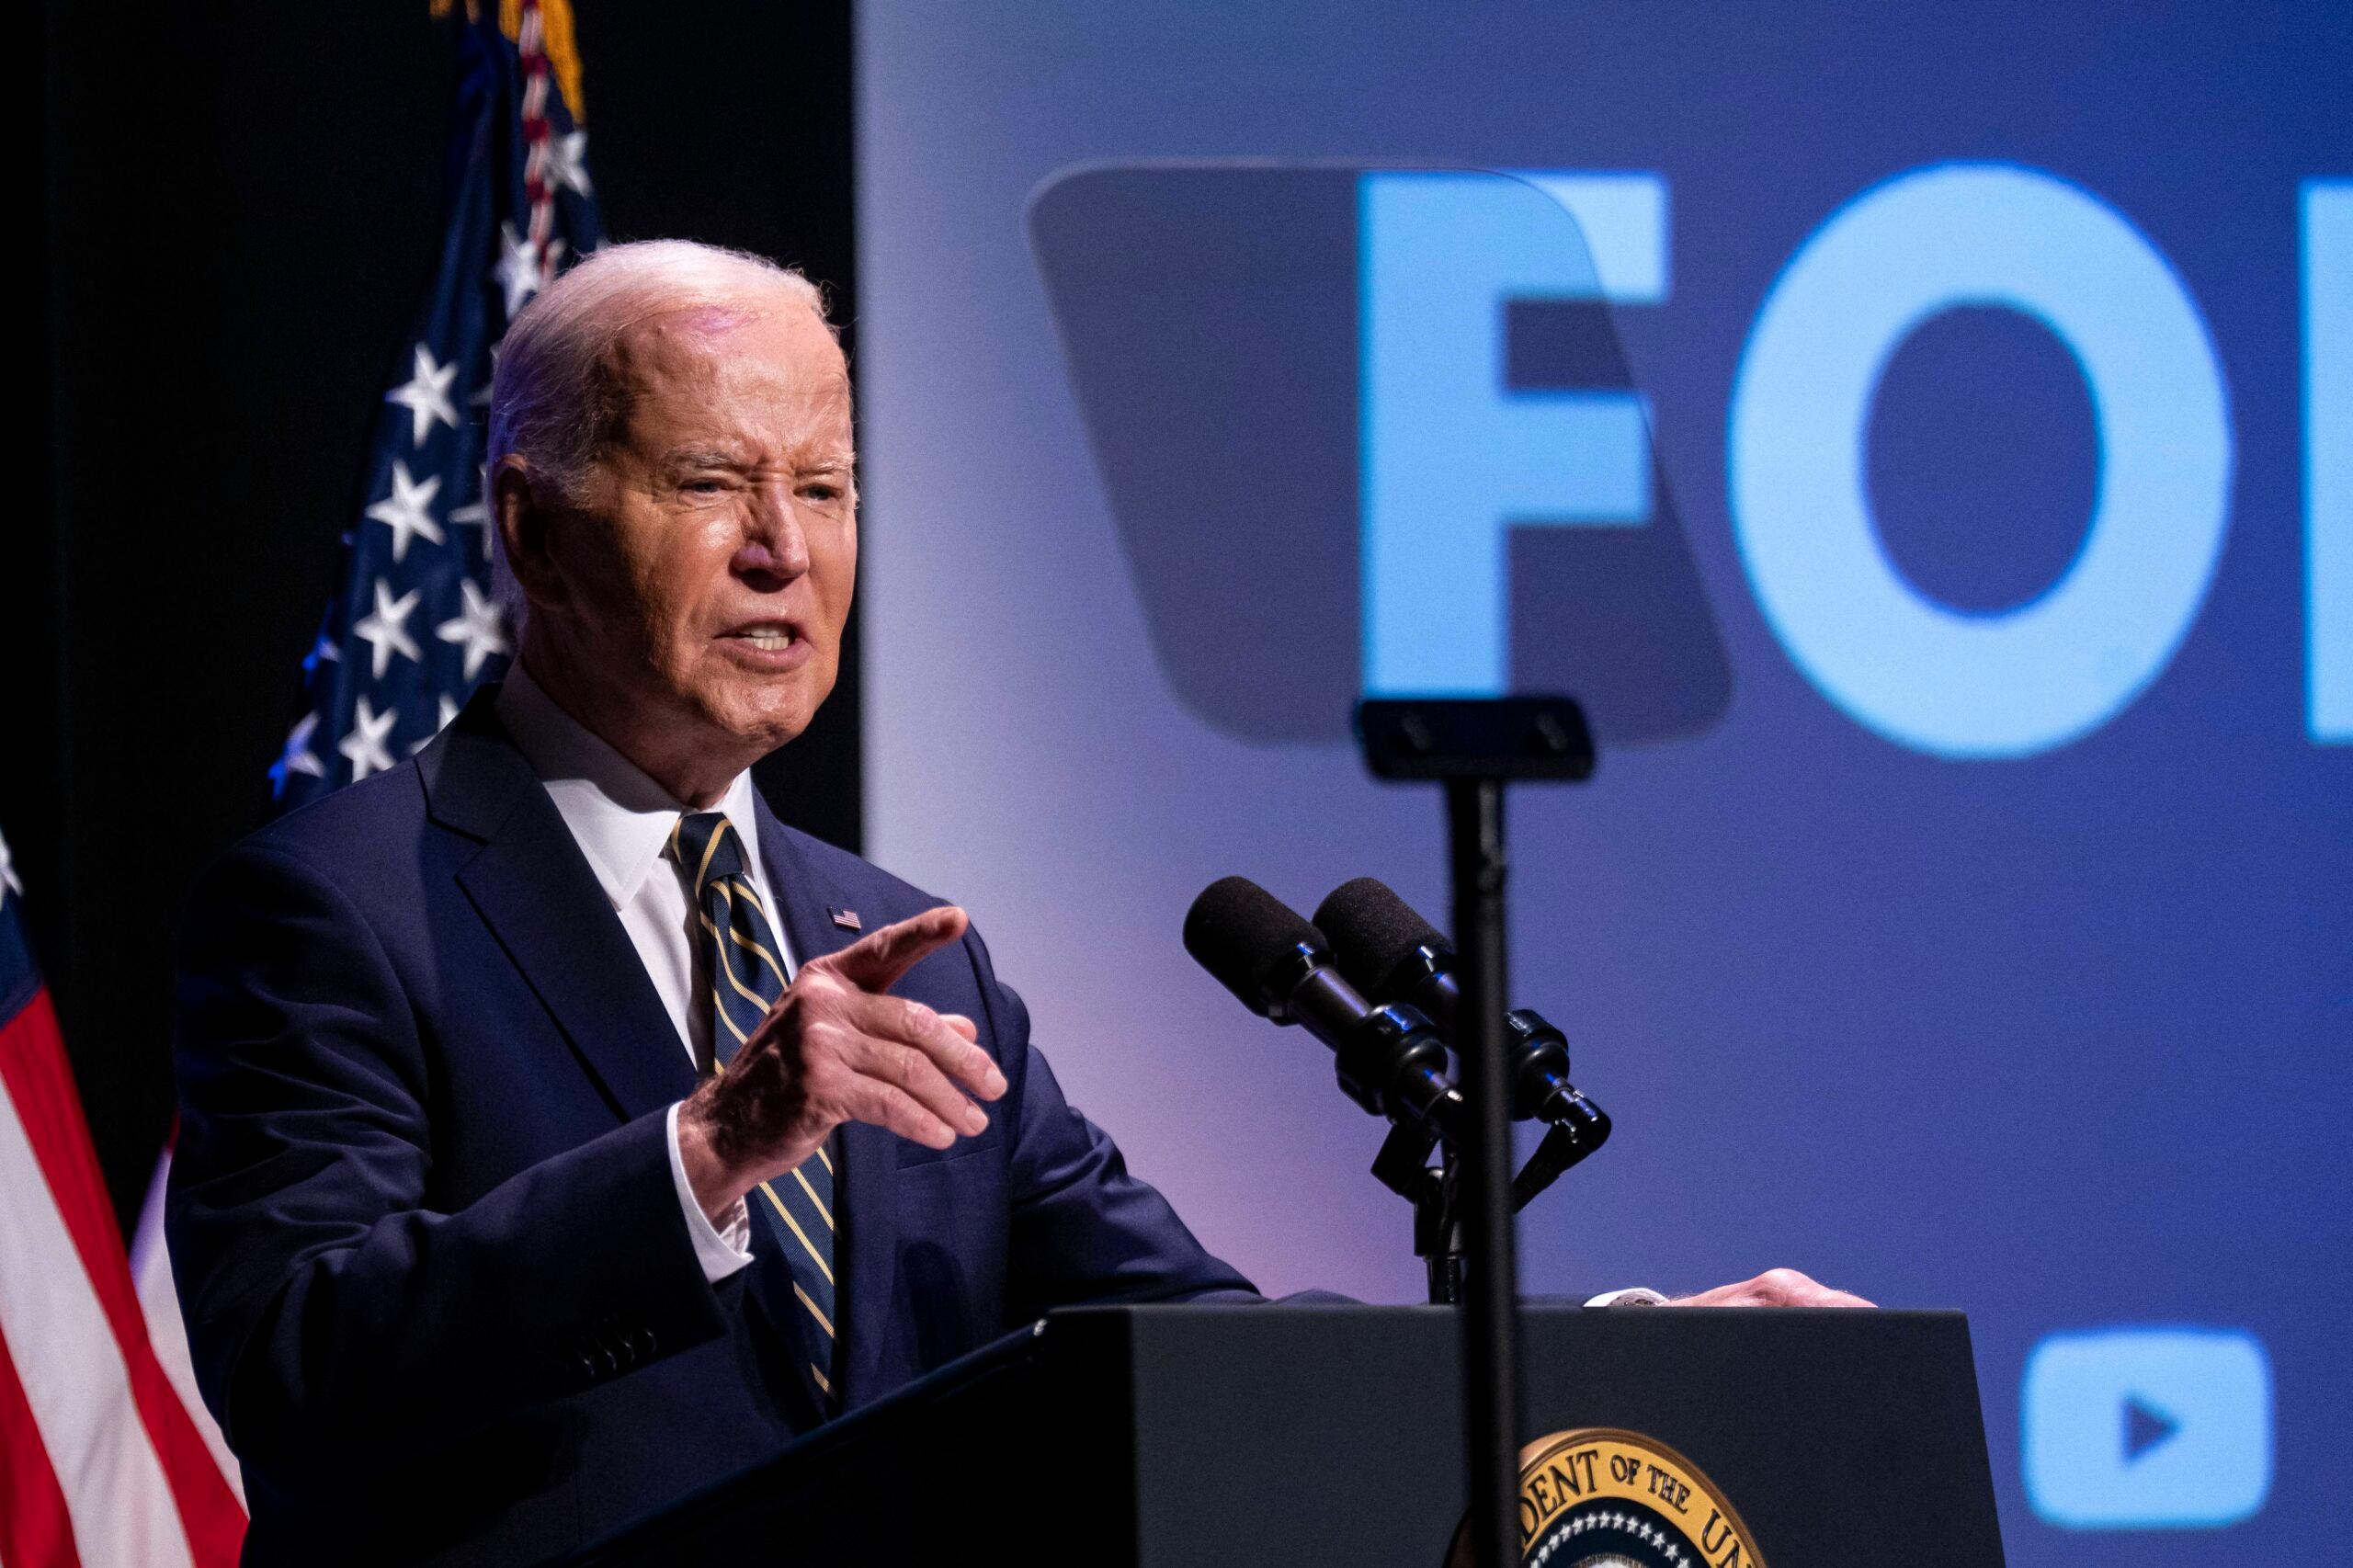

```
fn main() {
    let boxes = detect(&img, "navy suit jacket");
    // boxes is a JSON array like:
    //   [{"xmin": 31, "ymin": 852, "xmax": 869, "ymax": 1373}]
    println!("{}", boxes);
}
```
[{"xmin": 168, "ymin": 690, "xmax": 1254, "ymax": 1565}]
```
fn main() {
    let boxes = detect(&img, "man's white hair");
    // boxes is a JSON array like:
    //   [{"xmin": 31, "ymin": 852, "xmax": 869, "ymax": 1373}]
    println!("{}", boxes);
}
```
[{"xmin": 483, "ymin": 238, "xmax": 832, "ymax": 624}]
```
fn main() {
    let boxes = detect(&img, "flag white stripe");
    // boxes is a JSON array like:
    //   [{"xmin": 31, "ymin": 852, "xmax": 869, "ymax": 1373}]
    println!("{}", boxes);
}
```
[
  {"xmin": 130, "ymin": 1149, "xmax": 245, "ymax": 1507},
  {"xmin": 0, "ymin": 1075, "xmax": 197, "ymax": 1568}
]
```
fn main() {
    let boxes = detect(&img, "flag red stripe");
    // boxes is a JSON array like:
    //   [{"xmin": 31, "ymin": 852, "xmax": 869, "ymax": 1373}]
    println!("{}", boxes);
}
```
[
  {"xmin": 0, "ymin": 1312, "xmax": 85, "ymax": 1568},
  {"xmin": 0, "ymin": 992, "xmax": 244, "ymax": 1562}
]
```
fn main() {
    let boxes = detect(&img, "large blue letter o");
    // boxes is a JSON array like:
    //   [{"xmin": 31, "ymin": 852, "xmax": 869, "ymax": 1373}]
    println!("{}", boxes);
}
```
[{"xmin": 1729, "ymin": 163, "xmax": 2232, "ymax": 758}]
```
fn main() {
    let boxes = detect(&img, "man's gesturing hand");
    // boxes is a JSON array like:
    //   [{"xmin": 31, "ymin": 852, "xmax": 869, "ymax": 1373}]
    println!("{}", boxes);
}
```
[
  {"xmin": 1666, "ymin": 1267, "xmax": 1874, "ymax": 1308},
  {"xmin": 675, "ymin": 905, "xmax": 1006, "ymax": 1224}
]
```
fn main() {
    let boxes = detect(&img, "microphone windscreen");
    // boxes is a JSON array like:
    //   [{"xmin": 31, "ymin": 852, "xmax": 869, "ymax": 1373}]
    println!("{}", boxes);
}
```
[
  {"xmin": 1313, "ymin": 877, "xmax": 1449, "ymax": 991},
  {"xmin": 1183, "ymin": 876, "xmax": 1324, "ymax": 1016}
]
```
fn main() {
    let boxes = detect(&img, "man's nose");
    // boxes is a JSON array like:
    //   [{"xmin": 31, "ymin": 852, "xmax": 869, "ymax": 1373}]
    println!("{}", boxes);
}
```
[{"xmin": 735, "ymin": 483, "xmax": 813, "ymax": 585}]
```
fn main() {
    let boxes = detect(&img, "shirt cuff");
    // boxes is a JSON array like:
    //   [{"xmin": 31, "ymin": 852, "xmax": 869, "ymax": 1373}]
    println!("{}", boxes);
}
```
[
  {"xmin": 1584, "ymin": 1287, "xmax": 1670, "ymax": 1307},
  {"xmin": 666, "ymin": 1100, "xmax": 754, "ymax": 1282}
]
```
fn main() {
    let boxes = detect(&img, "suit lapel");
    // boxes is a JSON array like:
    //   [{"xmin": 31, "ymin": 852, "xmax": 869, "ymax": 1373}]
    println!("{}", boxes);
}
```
[
  {"xmin": 421, "ymin": 688, "xmax": 696, "ymax": 1126},
  {"xmin": 424, "ymin": 700, "xmax": 892, "ymax": 1421},
  {"xmin": 754, "ymin": 798, "xmax": 899, "ymax": 1412},
  {"xmin": 423, "ymin": 694, "xmax": 833, "ymax": 1427}
]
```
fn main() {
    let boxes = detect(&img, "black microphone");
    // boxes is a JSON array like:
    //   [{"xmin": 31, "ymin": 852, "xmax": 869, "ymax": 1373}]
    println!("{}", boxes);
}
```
[
  {"xmin": 1182, "ymin": 876, "xmax": 1466, "ymax": 1147},
  {"xmin": 1314, "ymin": 877, "xmax": 1603, "ymax": 1134}
]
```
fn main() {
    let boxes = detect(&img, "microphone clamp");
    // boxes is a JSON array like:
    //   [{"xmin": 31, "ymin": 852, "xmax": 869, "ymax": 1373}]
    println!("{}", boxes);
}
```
[{"xmin": 1331, "ymin": 1002, "xmax": 1463, "ymax": 1146}]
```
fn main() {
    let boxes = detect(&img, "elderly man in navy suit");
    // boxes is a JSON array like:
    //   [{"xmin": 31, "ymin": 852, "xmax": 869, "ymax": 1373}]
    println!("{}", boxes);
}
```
[{"xmin": 169, "ymin": 240, "xmax": 1862, "ymax": 1566}]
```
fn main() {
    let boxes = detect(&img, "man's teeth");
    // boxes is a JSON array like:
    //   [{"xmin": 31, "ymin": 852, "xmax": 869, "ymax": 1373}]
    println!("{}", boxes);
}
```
[{"xmin": 738, "ymin": 630, "xmax": 796, "ymax": 652}]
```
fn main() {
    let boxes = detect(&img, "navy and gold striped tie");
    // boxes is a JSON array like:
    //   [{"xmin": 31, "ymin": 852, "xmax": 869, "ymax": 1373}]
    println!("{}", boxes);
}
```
[{"xmin": 672, "ymin": 810, "xmax": 838, "ymax": 1407}]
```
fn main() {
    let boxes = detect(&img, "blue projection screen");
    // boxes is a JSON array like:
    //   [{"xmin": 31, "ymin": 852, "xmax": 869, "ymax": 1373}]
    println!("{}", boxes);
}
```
[{"xmin": 856, "ymin": 3, "xmax": 2350, "ymax": 1556}]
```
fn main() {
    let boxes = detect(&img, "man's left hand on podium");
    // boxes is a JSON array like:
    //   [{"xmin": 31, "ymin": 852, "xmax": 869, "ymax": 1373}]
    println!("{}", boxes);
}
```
[{"xmin": 1666, "ymin": 1267, "xmax": 1873, "ymax": 1308}]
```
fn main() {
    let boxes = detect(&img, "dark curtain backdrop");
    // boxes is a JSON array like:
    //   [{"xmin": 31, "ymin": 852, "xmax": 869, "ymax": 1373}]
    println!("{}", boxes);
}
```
[{"xmin": 15, "ymin": 2, "xmax": 859, "ymax": 1233}]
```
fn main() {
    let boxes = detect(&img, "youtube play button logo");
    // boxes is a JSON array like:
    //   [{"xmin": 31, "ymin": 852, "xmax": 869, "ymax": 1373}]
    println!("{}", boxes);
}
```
[{"xmin": 2022, "ymin": 1327, "xmax": 2272, "ymax": 1528}]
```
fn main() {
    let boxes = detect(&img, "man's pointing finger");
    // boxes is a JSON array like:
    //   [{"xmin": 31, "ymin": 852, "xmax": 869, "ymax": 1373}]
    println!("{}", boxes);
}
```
[{"xmin": 822, "ymin": 904, "xmax": 970, "ymax": 993}]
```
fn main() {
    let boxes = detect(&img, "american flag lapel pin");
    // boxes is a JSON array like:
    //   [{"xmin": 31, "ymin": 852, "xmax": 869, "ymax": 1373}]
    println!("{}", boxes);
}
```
[{"xmin": 828, "ymin": 906, "xmax": 863, "ymax": 932}]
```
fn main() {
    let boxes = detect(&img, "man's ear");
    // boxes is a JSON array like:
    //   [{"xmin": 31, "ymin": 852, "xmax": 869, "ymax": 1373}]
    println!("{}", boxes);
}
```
[{"xmin": 494, "ymin": 456, "xmax": 566, "ymax": 616}]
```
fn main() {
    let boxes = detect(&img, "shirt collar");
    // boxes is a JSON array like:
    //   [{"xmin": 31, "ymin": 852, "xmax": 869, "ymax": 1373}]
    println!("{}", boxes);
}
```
[{"xmin": 494, "ymin": 661, "xmax": 765, "ymax": 910}]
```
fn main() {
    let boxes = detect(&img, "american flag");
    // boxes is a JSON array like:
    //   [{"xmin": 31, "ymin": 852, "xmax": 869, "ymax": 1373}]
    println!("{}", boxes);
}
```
[
  {"xmin": 271, "ymin": 0, "xmax": 600, "ymax": 808},
  {"xmin": 0, "ymin": 9, "xmax": 606, "ymax": 1562},
  {"xmin": 0, "ymin": 830, "xmax": 246, "ymax": 1564}
]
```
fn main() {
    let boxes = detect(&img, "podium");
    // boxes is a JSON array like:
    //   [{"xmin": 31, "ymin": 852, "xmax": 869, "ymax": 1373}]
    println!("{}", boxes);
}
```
[{"xmin": 564, "ymin": 1305, "xmax": 2006, "ymax": 1566}]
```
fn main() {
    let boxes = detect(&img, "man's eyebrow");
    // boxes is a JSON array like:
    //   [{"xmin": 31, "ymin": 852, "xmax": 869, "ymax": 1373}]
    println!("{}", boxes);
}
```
[
  {"xmin": 654, "ymin": 444, "xmax": 857, "ymax": 473},
  {"xmin": 658, "ymin": 445, "xmax": 751, "ymax": 470}
]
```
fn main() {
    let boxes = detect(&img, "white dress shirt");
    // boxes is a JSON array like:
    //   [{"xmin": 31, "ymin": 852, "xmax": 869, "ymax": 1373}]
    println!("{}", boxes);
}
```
[{"xmin": 496, "ymin": 665, "xmax": 760, "ymax": 1282}]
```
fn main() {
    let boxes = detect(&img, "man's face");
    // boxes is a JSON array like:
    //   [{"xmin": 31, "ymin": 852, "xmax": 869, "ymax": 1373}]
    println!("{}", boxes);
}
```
[{"xmin": 531, "ymin": 298, "xmax": 857, "ymax": 774}]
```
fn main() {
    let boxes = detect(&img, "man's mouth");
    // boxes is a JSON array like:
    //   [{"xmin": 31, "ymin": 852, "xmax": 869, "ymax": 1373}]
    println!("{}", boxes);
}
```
[{"xmin": 724, "ymin": 623, "xmax": 800, "ymax": 653}]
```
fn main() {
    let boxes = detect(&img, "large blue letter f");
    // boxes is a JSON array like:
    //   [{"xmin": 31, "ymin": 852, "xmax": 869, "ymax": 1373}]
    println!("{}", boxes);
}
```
[{"xmin": 1360, "ymin": 172, "xmax": 1662, "ymax": 693}]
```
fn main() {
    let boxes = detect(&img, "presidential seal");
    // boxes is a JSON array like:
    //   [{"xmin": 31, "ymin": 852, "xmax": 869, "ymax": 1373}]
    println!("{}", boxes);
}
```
[{"xmin": 1445, "ymin": 1428, "xmax": 1767, "ymax": 1568}]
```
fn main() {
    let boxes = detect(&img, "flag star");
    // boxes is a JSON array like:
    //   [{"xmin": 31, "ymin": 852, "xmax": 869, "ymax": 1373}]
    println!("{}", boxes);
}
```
[
  {"xmin": 409, "ymin": 695, "xmax": 462, "ymax": 756},
  {"xmin": 435, "ymin": 578, "xmax": 510, "ymax": 679},
  {"xmin": 338, "ymin": 696, "xmax": 398, "ymax": 782},
  {"xmin": 544, "ymin": 129, "xmax": 593, "ymax": 198},
  {"xmin": 450, "ymin": 495, "xmax": 493, "ymax": 558},
  {"xmin": 269, "ymin": 712, "xmax": 327, "ymax": 796},
  {"xmin": 354, "ymin": 578, "xmax": 424, "ymax": 677},
  {"xmin": 494, "ymin": 222, "xmax": 566, "ymax": 318},
  {"xmin": 384, "ymin": 343, "xmax": 460, "ymax": 448},
  {"xmin": 449, "ymin": 463, "xmax": 494, "ymax": 560},
  {"xmin": 0, "ymin": 827, "xmax": 19, "ymax": 899},
  {"xmin": 302, "ymin": 634, "xmax": 340, "ymax": 674},
  {"xmin": 364, "ymin": 460, "xmax": 445, "ymax": 563}
]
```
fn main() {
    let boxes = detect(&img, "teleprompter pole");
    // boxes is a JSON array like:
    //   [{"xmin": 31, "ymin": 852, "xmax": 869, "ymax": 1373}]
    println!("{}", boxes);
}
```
[
  {"xmin": 1355, "ymin": 696, "xmax": 1597, "ymax": 1568},
  {"xmin": 1449, "ymin": 777, "xmax": 1519, "ymax": 1567}
]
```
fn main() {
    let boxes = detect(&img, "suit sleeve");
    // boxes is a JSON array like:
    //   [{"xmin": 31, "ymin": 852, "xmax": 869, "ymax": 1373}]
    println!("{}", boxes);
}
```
[
  {"xmin": 961, "ymin": 932, "xmax": 1259, "ymax": 1317},
  {"xmin": 167, "ymin": 839, "xmax": 732, "ymax": 1488}
]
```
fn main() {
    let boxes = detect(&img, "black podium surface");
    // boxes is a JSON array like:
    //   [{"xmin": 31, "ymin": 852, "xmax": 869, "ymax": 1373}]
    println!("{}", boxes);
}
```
[{"xmin": 567, "ymin": 1305, "xmax": 2005, "ymax": 1566}]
